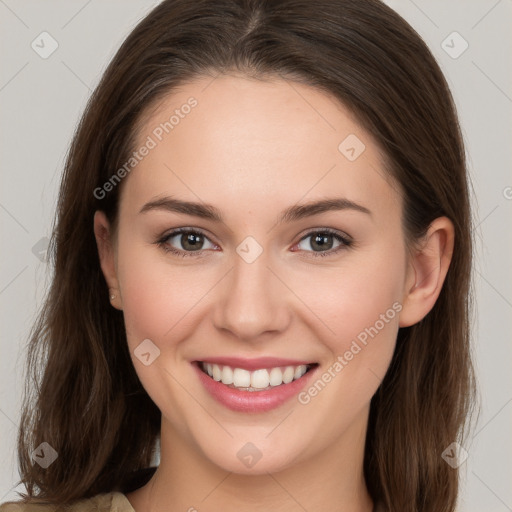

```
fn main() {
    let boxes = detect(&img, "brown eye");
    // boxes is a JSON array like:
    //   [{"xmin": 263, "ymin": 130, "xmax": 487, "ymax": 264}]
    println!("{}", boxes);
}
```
[
  {"xmin": 295, "ymin": 229, "xmax": 352, "ymax": 257},
  {"xmin": 158, "ymin": 228, "xmax": 217, "ymax": 257},
  {"xmin": 177, "ymin": 232, "xmax": 204, "ymax": 251}
]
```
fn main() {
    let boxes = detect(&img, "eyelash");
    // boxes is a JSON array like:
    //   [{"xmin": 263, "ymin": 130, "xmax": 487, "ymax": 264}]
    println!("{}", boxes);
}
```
[{"xmin": 156, "ymin": 227, "xmax": 353, "ymax": 259}]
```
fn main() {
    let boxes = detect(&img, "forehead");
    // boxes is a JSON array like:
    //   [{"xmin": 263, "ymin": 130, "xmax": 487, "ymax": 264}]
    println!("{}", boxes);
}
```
[{"xmin": 121, "ymin": 74, "xmax": 400, "ymax": 222}]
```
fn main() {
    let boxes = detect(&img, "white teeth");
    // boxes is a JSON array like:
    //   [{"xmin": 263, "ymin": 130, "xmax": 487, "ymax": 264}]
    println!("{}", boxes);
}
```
[
  {"xmin": 233, "ymin": 368, "xmax": 251, "ymax": 387},
  {"xmin": 212, "ymin": 364, "xmax": 222, "ymax": 381},
  {"xmin": 201, "ymin": 362, "xmax": 313, "ymax": 390},
  {"xmin": 251, "ymin": 369, "xmax": 270, "ymax": 389},
  {"xmin": 282, "ymin": 366, "xmax": 295, "ymax": 384},
  {"xmin": 294, "ymin": 365, "xmax": 307, "ymax": 379},
  {"xmin": 269, "ymin": 367, "xmax": 283, "ymax": 386},
  {"xmin": 221, "ymin": 365, "xmax": 233, "ymax": 385}
]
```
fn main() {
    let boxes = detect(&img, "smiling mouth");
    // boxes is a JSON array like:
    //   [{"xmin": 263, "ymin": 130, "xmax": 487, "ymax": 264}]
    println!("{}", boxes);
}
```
[{"xmin": 198, "ymin": 361, "xmax": 318, "ymax": 391}]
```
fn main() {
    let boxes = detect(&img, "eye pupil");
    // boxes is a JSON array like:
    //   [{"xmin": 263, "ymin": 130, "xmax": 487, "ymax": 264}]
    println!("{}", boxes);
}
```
[
  {"xmin": 182, "ymin": 232, "xmax": 203, "ymax": 251},
  {"xmin": 311, "ymin": 233, "xmax": 334, "ymax": 252}
]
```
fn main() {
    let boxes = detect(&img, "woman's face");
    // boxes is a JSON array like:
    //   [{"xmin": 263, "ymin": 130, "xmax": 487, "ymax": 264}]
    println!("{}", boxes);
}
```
[{"xmin": 99, "ymin": 74, "xmax": 413, "ymax": 474}]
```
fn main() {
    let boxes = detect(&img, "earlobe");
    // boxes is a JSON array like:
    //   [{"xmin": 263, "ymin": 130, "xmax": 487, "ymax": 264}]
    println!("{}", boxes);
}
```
[
  {"xmin": 93, "ymin": 211, "xmax": 123, "ymax": 310},
  {"xmin": 399, "ymin": 217, "xmax": 454, "ymax": 328}
]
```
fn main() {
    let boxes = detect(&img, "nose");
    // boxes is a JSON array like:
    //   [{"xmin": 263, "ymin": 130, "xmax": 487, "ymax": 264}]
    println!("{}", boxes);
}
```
[{"xmin": 212, "ymin": 247, "xmax": 292, "ymax": 342}]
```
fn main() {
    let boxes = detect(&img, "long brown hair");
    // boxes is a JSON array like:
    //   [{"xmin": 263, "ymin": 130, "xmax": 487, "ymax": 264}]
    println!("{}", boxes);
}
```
[{"xmin": 7, "ymin": 1, "xmax": 476, "ymax": 510}]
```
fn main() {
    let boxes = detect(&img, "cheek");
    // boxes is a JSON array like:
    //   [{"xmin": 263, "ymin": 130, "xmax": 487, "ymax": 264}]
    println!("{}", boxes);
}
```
[
  {"xmin": 115, "ymin": 240, "xmax": 202, "ymax": 349},
  {"xmin": 334, "ymin": 253, "xmax": 405, "ymax": 385},
  {"xmin": 291, "ymin": 257, "xmax": 404, "ymax": 423},
  {"xmin": 115, "ymin": 243, "xmax": 206, "ymax": 419},
  {"xmin": 290, "ymin": 245, "xmax": 405, "ymax": 367},
  {"xmin": 336, "ymin": 269, "xmax": 402, "ymax": 343}
]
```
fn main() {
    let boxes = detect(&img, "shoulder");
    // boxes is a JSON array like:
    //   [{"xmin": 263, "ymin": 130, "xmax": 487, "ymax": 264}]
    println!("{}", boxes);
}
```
[{"xmin": 0, "ymin": 492, "xmax": 135, "ymax": 512}]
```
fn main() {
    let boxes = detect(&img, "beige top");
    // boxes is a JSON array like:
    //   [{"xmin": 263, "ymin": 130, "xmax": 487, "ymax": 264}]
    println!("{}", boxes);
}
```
[
  {"xmin": 0, "ymin": 493, "xmax": 135, "ymax": 512},
  {"xmin": 1, "ymin": 492, "xmax": 386, "ymax": 511}
]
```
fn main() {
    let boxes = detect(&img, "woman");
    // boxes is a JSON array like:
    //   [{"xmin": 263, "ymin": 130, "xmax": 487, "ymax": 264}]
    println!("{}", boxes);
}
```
[{"xmin": 1, "ymin": 0, "xmax": 476, "ymax": 511}]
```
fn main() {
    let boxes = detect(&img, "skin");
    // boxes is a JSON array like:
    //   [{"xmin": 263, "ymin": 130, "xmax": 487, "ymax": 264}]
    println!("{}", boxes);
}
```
[{"xmin": 94, "ymin": 73, "xmax": 454, "ymax": 512}]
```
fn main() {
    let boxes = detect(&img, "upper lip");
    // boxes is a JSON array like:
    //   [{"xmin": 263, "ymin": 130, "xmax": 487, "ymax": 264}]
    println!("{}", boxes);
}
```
[{"xmin": 194, "ymin": 357, "xmax": 316, "ymax": 371}]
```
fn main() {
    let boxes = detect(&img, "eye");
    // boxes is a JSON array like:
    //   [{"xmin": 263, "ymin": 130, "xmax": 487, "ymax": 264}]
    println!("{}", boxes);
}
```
[
  {"xmin": 157, "ymin": 228, "xmax": 217, "ymax": 257},
  {"xmin": 156, "ymin": 227, "xmax": 353, "ymax": 259},
  {"xmin": 293, "ymin": 228, "xmax": 352, "ymax": 257}
]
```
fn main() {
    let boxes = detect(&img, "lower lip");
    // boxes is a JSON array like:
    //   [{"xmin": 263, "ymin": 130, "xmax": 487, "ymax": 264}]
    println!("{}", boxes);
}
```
[{"xmin": 192, "ymin": 362, "xmax": 318, "ymax": 413}]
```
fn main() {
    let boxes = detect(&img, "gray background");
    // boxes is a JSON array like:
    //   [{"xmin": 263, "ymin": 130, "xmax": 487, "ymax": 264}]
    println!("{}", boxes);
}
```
[{"xmin": 1, "ymin": 1, "xmax": 511, "ymax": 510}]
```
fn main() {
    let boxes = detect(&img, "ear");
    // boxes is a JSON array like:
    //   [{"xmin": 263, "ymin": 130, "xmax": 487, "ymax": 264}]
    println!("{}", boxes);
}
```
[
  {"xmin": 399, "ymin": 217, "xmax": 454, "ymax": 327},
  {"xmin": 93, "ymin": 210, "xmax": 123, "ymax": 310}
]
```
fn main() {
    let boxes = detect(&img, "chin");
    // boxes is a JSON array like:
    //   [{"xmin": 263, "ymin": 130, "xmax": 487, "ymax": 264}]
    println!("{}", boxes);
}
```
[{"xmin": 199, "ymin": 438, "xmax": 303, "ymax": 476}]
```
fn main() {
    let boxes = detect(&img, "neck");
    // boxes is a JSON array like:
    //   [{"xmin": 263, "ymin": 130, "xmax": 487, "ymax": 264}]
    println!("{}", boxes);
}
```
[{"xmin": 127, "ymin": 411, "xmax": 374, "ymax": 512}]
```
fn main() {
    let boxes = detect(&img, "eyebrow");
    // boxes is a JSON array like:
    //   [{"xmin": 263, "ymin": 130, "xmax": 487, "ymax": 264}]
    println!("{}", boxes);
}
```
[{"xmin": 139, "ymin": 196, "xmax": 372, "ymax": 223}]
